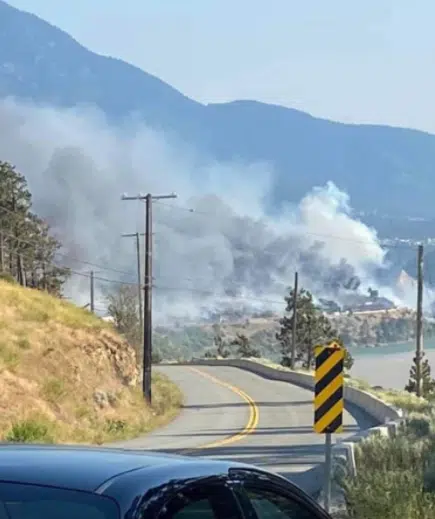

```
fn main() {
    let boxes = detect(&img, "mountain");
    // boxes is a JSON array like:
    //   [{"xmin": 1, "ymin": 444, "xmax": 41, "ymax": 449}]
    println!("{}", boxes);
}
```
[{"xmin": 1, "ymin": 0, "xmax": 435, "ymax": 222}]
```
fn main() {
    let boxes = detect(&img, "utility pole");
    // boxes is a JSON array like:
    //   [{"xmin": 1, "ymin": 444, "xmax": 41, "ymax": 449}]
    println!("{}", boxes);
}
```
[
  {"xmin": 291, "ymin": 271, "xmax": 298, "ymax": 370},
  {"xmin": 121, "ymin": 192, "xmax": 177, "ymax": 404},
  {"xmin": 416, "ymin": 244, "xmax": 424, "ymax": 397},
  {"xmin": 121, "ymin": 232, "xmax": 146, "ymax": 338},
  {"xmin": 90, "ymin": 270, "xmax": 95, "ymax": 313}
]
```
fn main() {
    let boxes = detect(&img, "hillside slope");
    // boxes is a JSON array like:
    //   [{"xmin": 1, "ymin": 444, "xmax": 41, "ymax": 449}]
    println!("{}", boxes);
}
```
[
  {"xmin": 0, "ymin": 278, "xmax": 182, "ymax": 443},
  {"xmin": 153, "ymin": 307, "xmax": 435, "ymax": 362},
  {"xmin": 2, "ymin": 1, "xmax": 435, "ymax": 219}
]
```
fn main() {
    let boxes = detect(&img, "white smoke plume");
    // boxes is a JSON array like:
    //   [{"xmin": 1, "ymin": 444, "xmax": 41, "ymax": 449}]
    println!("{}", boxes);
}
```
[{"xmin": 0, "ymin": 97, "xmax": 393, "ymax": 323}]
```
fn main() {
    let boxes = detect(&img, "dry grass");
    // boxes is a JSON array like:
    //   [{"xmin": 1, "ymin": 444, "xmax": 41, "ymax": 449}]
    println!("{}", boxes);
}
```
[{"xmin": 0, "ymin": 280, "xmax": 183, "ymax": 444}]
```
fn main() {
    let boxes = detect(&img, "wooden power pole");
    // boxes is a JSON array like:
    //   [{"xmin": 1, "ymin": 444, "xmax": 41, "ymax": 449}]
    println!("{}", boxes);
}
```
[
  {"xmin": 143, "ymin": 195, "xmax": 153, "ymax": 404},
  {"xmin": 416, "ymin": 244, "xmax": 424, "ymax": 397},
  {"xmin": 121, "ymin": 192, "xmax": 177, "ymax": 404},
  {"xmin": 291, "ymin": 271, "xmax": 298, "ymax": 370},
  {"xmin": 121, "ymin": 232, "xmax": 146, "ymax": 338}
]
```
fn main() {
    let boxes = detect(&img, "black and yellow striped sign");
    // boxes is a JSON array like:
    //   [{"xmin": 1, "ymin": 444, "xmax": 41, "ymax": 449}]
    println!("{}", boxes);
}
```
[{"xmin": 314, "ymin": 341, "xmax": 344, "ymax": 434}]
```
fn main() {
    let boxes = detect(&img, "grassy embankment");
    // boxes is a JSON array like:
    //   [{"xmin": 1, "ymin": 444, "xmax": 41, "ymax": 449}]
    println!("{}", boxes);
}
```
[{"xmin": 0, "ymin": 279, "xmax": 182, "ymax": 444}]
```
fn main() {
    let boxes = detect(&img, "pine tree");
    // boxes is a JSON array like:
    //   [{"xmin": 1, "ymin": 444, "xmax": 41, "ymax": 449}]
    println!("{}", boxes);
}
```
[
  {"xmin": 0, "ymin": 161, "xmax": 69, "ymax": 295},
  {"xmin": 212, "ymin": 323, "xmax": 230, "ymax": 358},
  {"xmin": 405, "ymin": 353, "xmax": 435, "ymax": 396},
  {"xmin": 231, "ymin": 333, "xmax": 260, "ymax": 358},
  {"xmin": 276, "ymin": 284, "xmax": 354, "ymax": 370}
]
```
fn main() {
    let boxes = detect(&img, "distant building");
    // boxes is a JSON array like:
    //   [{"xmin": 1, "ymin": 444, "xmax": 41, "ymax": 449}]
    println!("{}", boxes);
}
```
[
  {"xmin": 318, "ymin": 291, "xmax": 396, "ymax": 314},
  {"xmin": 318, "ymin": 298, "xmax": 341, "ymax": 313},
  {"xmin": 342, "ymin": 296, "xmax": 395, "ymax": 313}
]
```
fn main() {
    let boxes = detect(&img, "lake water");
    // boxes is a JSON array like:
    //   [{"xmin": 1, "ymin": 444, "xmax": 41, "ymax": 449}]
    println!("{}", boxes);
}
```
[
  {"xmin": 349, "ymin": 337, "xmax": 435, "ymax": 358},
  {"xmin": 348, "ymin": 335, "xmax": 435, "ymax": 389}
]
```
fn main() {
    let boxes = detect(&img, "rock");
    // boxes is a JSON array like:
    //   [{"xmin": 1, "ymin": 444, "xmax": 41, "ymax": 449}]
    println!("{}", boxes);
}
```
[
  {"xmin": 107, "ymin": 391, "xmax": 118, "ymax": 406},
  {"xmin": 93, "ymin": 389, "xmax": 119, "ymax": 409},
  {"xmin": 93, "ymin": 390, "xmax": 109, "ymax": 408}
]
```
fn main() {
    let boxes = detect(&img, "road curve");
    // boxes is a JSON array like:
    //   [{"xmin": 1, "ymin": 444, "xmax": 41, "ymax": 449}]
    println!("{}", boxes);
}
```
[{"xmin": 113, "ymin": 365, "xmax": 377, "ymax": 493}]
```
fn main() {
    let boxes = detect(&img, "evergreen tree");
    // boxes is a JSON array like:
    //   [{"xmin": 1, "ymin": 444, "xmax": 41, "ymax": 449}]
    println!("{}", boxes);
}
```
[
  {"xmin": 334, "ymin": 337, "xmax": 354, "ymax": 371},
  {"xmin": 405, "ymin": 353, "xmax": 435, "ymax": 397},
  {"xmin": 231, "ymin": 333, "xmax": 260, "ymax": 358},
  {"xmin": 0, "ymin": 161, "xmax": 69, "ymax": 295},
  {"xmin": 212, "ymin": 323, "xmax": 230, "ymax": 358},
  {"xmin": 276, "ymin": 285, "xmax": 354, "ymax": 370}
]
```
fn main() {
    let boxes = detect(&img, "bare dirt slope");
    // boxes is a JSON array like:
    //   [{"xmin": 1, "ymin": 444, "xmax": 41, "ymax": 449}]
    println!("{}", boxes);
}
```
[{"xmin": 0, "ymin": 279, "xmax": 182, "ymax": 443}]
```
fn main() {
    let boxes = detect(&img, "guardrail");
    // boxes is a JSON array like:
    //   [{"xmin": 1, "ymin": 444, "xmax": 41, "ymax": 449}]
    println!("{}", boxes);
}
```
[{"xmin": 166, "ymin": 357, "xmax": 404, "ymax": 502}]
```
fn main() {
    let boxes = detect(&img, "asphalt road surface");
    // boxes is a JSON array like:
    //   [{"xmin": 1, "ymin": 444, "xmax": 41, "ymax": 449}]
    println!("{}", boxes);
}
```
[{"xmin": 113, "ymin": 365, "xmax": 377, "ymax": 493}]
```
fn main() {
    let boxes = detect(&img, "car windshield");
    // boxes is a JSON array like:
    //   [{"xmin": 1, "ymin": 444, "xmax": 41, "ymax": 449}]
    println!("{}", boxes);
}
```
[{"xmin": 0, "ymin": 482, "xmax": 119, "ymax": 519}]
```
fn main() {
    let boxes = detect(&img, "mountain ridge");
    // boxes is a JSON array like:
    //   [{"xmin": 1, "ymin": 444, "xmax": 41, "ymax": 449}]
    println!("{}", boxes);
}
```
[{"xmin": 1, "ymin": 0, "xmax": 435, "ymax": 220}]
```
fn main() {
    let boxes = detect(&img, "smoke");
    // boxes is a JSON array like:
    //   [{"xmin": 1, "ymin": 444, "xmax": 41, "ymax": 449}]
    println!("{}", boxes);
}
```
[{"xmin": 0, "ymin": 97, "xmax": 393, "ymax": 322}]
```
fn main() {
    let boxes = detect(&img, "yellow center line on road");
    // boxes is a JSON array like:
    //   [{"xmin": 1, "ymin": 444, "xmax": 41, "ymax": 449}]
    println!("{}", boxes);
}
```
[{"xmin": 180, "ymin": 367, "xmax": 259, "ymax": 454}]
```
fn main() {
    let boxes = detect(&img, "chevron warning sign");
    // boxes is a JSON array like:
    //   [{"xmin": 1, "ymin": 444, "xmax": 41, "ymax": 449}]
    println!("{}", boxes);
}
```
[{"xmin": 314, "ymin": 341, "xmax": 344, "ymax": 434}]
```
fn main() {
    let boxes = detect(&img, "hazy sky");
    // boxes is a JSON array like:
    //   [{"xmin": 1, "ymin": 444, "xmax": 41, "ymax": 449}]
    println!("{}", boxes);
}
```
[{"xmin": 6, "ymin": 1, "xmax": 435, "ymax": 133}]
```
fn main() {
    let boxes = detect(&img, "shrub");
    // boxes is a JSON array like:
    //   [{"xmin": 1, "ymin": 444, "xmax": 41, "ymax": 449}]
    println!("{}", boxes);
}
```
[
  {"xmin": 41, "ymin": 378, "xmax": 66, "ymax": 404},
  {"xmin": 405, "ymin": 413, "xmax": 433, "ymax": 439},
  {"xmin": 5, "ymin": 418, "xmax": 54, "ymax": 443},
  {"xmin": 341, "ymin": 434, "xmax": 435, "ymax": 518},
  {"xmin": 105, "ymin": 419, "xmax": 127, "ymax": 436},
  {"xmin": 0, "ymin": 272, "xmax": 17, "ymax": 284}
]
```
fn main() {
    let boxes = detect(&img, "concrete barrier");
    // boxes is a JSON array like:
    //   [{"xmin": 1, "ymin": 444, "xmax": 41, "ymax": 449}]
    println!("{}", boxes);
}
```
[
  {"xmin": 169, "ymin": 357, "xmax": 404, "ymax": 503},
  {"xmin": 184, "ymin": 357, "xmax": 402, "ymax": 423}
]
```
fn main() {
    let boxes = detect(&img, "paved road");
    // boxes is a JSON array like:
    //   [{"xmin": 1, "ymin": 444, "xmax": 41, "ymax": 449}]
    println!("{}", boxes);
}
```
[{"xmin": 113, "ymin": 365, "xmax": 377, "ymax": 494}]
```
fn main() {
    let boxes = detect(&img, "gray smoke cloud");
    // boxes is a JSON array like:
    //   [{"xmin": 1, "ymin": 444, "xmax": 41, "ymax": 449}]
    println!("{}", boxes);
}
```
[{"xmin": 0, "ymin": 97, "xmax": 394, "ymax": 322}]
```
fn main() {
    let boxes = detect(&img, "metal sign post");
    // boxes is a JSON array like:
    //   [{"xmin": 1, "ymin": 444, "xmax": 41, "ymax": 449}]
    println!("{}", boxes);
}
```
[
  {"xmin": 324, "ymin": 432, "xmax": 332, "ymax": 512},
  {"xmin": 314, "ymin": 341, "xmax": 345, "ymax": 513}
]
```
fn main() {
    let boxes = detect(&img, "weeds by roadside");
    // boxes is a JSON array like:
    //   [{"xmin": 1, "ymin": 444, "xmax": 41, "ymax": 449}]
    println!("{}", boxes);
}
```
[{"xmin": 335, "ymin": 413, "xmax": 435, "ymax": 519}]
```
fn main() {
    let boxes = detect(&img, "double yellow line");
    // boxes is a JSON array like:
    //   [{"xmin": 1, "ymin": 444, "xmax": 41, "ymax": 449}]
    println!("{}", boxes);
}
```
[{"xmin": 181, "ymin": 367, "xmax": 259, "ymax": 454}]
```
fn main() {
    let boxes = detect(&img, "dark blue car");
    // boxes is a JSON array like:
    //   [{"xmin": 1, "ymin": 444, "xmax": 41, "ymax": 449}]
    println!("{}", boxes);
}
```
[{"xmin": 0, "ymin": 445, "xmax": 331, "ymax": 519}]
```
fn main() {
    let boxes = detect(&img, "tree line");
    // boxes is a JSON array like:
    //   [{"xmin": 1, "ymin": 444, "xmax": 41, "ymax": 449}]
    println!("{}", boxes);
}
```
[
  {"xmin": 0, "ymin": 161, "xmax": 69, "ymax": 295},
  {"xmin": 206, "ymin": 285, "xmax": 354, "ymax": 371}
]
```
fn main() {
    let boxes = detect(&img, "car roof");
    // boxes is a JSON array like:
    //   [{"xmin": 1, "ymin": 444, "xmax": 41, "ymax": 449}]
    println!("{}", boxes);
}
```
[{"xmin": 0, "ymin": 444, "xmax": 255, "ymax": 492}]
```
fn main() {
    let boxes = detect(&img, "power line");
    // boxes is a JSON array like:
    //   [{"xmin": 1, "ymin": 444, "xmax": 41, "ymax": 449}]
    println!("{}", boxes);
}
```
[
  {"xmin": 1, "ymin": 195, "xmax": 431, "ymax": 314},
  {"xmin": 0, "ymin": 221, "xmax": 426, "ymax": 304},
  {"xmin": 0, "ymin": 239, "xmax": 138, "ymax": 288},
  {"xmin": 153, "ymin": 284, "xmax": 286, "ymax": 305},
  {"xmin": 0, "ymin": 196, "xmax": 421, "ymax": 295},
  {"xmin": 0, "ymin": 225, "xmax": 137, "ymax": 280},
  {"xmin": 3, "ymin": 241, "xmax": 434, "ymax": 318},
  {"xmin": 0, "ymin": 225, "xmax": 368, "ymax": 298},
  {"xmin": 152, "ymin": 199, "xmax": 421, "ymax": 249}
]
